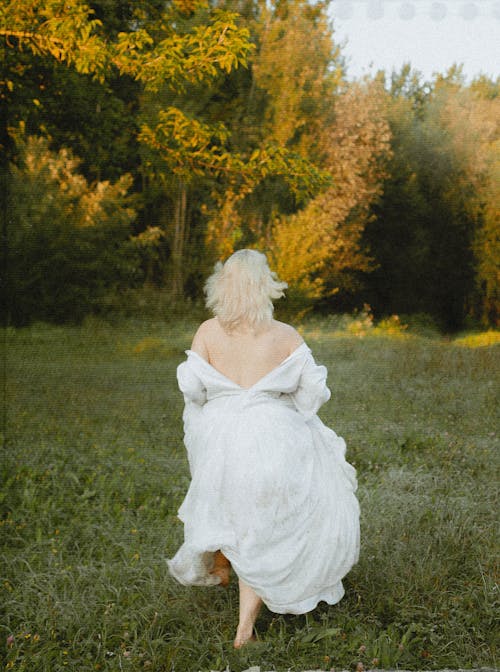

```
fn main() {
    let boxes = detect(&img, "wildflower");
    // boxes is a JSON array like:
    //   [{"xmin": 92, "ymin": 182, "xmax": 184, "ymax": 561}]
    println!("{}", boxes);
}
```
[{"xmin": 6, "ymin": 634, "xmax": 14, "ymax": 647}]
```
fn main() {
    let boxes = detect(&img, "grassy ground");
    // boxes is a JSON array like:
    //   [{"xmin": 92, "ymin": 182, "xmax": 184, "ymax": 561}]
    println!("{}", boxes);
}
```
[{"xmin": 1, "ymin": 315, "xmax": 499, "ymax": 672}]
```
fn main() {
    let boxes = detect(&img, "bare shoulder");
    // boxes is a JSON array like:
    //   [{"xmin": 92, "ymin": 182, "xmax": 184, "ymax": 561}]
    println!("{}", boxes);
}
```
[
  {"xmin": 191, "ymin": 318, "xmax": 218, "ymax": 358},
  {"xmin": 272, "ymin": 320, "xmax": 304, "ymax": 352},
  {"xmin": 194, "ymin": 318, "xmax": 219, "ymax": 336}
]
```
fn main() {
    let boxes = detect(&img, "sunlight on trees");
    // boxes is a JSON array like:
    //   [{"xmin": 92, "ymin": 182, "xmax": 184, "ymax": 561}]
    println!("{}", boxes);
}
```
[
  {"xmin": 2, "ymin": 2, "xmax": 498, "ymax": 327},
  {"xmin": 6, "ymin": 131, "xmax": 137, "ymax": 323},
  {"xmin": 269, "ymin": 79, "xmax": 391, "ymax": 304},
  {"xmin": 365, "ymin": 66, "xmax": 499, "ymax": 328}
]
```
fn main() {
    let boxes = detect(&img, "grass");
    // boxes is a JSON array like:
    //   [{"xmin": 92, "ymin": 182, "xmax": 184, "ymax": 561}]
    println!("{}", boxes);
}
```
[{"xmin": 1, "ymin": 315, "xmax": 499, "ymax": 671}]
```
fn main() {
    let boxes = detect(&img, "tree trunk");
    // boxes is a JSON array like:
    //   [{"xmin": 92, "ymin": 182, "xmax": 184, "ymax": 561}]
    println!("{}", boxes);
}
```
[{"xmin": 170, "ymin": 179, "xmax": 188, "ymax": 301}]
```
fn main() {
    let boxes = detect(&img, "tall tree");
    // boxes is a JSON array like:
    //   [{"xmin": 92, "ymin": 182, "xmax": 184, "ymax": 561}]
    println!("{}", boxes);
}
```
[
  {"xmin": 268, "ymin": 78, "xmax": 391, "ymax": 307},
  {"xmin": 135, "ymin": 0, "xmax": 336, "ymax": 295},
  {"xmin": 0, "ymin": 0, "xmax": 250, "ymax": 300},
  {"xmin": 439, "ymin": 81, "xmax": 500, "ymax": 324},
  {"xmin": 3, "ymin": 0, "xmax": 335, "ymax": 301},
  {"xmin": 252, "ymin": 0, "xmax": 341, "ymax": 151},
  {"xmin": 364, "ymin": 66, "xmax": 499, "ymax": 328},
  {"xmin": 199, "ymin": 0, "xmax": 343, "ymax": 261}
]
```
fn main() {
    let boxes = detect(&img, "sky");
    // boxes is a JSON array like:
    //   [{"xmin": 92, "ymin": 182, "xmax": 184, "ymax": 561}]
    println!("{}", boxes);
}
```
[{"xmin": 328, "ymin": 0, "xmax": 500, "ymax": 82}]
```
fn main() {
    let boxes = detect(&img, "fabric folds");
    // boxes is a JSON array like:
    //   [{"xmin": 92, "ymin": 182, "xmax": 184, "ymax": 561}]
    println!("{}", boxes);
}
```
[{"xmin": 167, "ymin": 342, "xmax": 360, "ymax": 615}]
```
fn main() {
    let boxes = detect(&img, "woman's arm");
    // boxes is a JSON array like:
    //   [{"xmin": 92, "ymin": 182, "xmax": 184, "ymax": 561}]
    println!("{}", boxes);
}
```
[{"xmin": 291, "ymin": 349, "xmax": 331, "ymax": 418}]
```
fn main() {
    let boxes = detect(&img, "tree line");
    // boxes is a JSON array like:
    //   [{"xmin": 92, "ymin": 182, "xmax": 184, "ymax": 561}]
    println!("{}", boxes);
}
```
[{"xmin": 2, "ymin": 0, "xmax": 498, "ymax": 329}]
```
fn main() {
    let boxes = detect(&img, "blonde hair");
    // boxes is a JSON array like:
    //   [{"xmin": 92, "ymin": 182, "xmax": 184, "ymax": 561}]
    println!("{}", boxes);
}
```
[{"xmin": 204, "ymin": 249, "xmax": 287, "ymax": 331}]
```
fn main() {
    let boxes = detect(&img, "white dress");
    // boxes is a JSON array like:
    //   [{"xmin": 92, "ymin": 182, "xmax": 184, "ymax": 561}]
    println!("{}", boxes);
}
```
[{"xmin": 167, "ymin": 342, "xmax": 360, "ymax": 615}]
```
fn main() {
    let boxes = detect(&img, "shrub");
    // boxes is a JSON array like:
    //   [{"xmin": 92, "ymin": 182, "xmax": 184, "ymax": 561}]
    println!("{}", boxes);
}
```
[{"xmin": 5, "ymin": 133, "xmax": 139, "ymax": 325}]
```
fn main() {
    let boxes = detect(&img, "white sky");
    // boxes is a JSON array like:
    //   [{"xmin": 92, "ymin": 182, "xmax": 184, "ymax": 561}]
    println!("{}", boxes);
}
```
[{"xmin": 328, "ymin": 0, "xmax": 500, "ymax": 82}]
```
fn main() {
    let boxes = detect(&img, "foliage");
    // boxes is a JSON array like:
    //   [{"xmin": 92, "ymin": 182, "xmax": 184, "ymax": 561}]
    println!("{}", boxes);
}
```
[
  {"xmin": 0, "ymin": 0, "xmax": 254, "ymax": 89},
  {"xmin": 252, "ymin": 0, "xmax": 342, "ymax": 151},
  {"xmin": 2, "ymin": 2, "xmax": 499, "ymax": 327},
  {"xmin": 139, "ymin": 107, "xmax": 329, "ymax": 194},
  {"xmin": 269, "ymin": 79, "xmax": 391, "ymax": 303},
  {"xmin": 0, "ymin": 0, "xmax": 109, "ymax": 77},
  {"xmin": 174, "ymin": 0, "xmax": 342, "ymax": 268},
  {"xmin": 455, "ymin": 90, "xmax": 500, "ymax": 325},
  {"xmin": 364, "ymin": 66, "xmax": 500, "ymax": 329},
  {"xmin": 5, "ymin": 132, "xmax": 138, "ymax": 324},
  {"xmin": 2, "ymin": 319, "xmax": 498, "ymax": 670}
]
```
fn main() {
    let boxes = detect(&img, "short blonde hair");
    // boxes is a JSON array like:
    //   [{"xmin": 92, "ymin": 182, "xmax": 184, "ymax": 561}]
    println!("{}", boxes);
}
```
[{"xmin": 204, "ymin": 249, "xmax": 287, "ymax": 331}]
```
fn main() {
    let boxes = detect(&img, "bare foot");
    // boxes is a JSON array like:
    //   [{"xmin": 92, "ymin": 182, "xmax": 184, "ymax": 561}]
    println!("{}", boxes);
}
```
[
  {"xmin": 209, "ymin": 565, "xmax": 231, "ymax": 587},
  {"xmin": 234, "ymin": 579, "xmax": 262, "ymax": 648},
  {"xmin": 208, "ymin": 551, "xmax": 231, "ymax": 587},
  {"xmin": 233, "ymin": 629, "xmax": 257, "ymax": 649}
]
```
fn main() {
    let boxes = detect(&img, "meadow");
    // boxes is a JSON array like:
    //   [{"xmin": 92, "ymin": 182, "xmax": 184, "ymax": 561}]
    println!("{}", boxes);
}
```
[{"xmin": 1, "ymin": 314, "xmax": 499, "ymax": 672}]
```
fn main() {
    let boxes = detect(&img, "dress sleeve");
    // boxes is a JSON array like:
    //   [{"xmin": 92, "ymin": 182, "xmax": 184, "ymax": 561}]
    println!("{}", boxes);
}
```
[
  {"xmin": 177, "ymin": 359, "xmax": 207, "ymax": 406},
  {"xmin": 291, "ymin": 350, "xmax": 331, "ymax": 419},
  {"xmin": 176, "ymin": 358, "xmax": 207, "ymax": 476}
]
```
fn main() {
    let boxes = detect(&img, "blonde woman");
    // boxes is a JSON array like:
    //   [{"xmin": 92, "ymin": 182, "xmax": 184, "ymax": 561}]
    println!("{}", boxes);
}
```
[{"xmin": 168, "ymin": 249, "xmax": 360, "ymax": 649}]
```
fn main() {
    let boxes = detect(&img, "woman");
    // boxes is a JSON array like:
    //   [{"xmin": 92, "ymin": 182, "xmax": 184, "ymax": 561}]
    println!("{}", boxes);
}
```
[{"xmin": 168, "ymin": 249, "xmax": 360, "ymax": 649}]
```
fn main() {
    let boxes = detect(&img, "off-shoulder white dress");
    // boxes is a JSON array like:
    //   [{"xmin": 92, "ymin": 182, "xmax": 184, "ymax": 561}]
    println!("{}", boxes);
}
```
[{"xmin": 167, "ymin": 342, "xmax": 360, "ymax": 615}]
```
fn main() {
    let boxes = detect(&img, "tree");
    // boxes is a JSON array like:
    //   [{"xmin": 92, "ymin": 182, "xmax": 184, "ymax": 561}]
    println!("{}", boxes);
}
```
[
  {"xmin": 2, "ymin": 0, "xmax": 332, "ymax": 302},
  {"xmin": 190, "ymin": 0, "xmax": 343, "ymax": 273},
  {"xmin": 139, "ymin": 105, "xmax": 329, "ymax": 294},
  {"xmin": 1, "ymin": 47, "xmax": 140, "ymax": 181},
  {"xmin": 1, "ymin": 0, "xmax": 251, "ymax": 301},
  {"xmin": 268, "ymin": 78, "xmax": 391, "ymax": 307},
  {"xmin": 364, "ymin": 66, "xmax": 500, "ymax": 328},
  {"xmin": 5, "ymin": 132, "xmax": 138, "ymax": 324},
  {"xmin": 252, "ymin": 0, "xmax": 342, "ymax": 151},
  {"xmin": 134, "ymin": 0, "xmax": 334, "ymax": 297},
  {"xmin": 439, "ymin": 82, "xmax": 500, "ymax": 324}
]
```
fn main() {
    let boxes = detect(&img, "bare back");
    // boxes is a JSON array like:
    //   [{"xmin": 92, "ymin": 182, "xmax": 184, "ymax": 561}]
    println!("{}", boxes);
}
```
[{"xmin": 191, "ymin": 318, "xmax": 303, "ymax": 389}]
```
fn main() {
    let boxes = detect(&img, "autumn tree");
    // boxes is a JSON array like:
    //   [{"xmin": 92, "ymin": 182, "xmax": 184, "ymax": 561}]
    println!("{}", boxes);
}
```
[
  {"xmin": 5, "ymin": 132, "xmax": 138, "ymax": 324},
  {"xmin": 3, "ymin": 0, "xmax": 336, "ymax": 302},
  {"xmin": 191, "ymin": 0, "xmax": 343, "ymax": 278},
  {"xmin": 252, "ymin": 0, "xmax": 341, "ymax": 152},
  {"xmin": 137, "ymin": 88, "xmax": 329, "ymax": 297},
  {"xmin": 364, "ymin": 66, "xmax": 499, "ymax": 328},
  {"xmin": 0, "ymin": 0, "xmax": 254, "ymax": 89},
  {"xmin": 438, "ymin": 78, "xmax": 500, "ymax": 324},
  {"xmin": 134, "ymin": 0, "xmax": 336, "ymax": 296},
  {"xmin": 268, "ymin": 78, "xmax": 391, "ymax": 307},
  {"xmin": 1, "ymin": 0, "xmax": 251, "ymax": 301}
]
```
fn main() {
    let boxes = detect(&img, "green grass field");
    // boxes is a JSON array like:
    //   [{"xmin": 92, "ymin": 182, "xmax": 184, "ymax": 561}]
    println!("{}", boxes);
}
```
[{"xmin": 2, "ymin": 316, "xmax": 499, "ymax": 672}]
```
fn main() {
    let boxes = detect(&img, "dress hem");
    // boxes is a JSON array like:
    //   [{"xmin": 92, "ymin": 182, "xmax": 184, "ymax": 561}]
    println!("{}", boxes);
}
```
[{"xmin": 263, "ymin": 582, "xmax": 345, "ymax": 615}]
